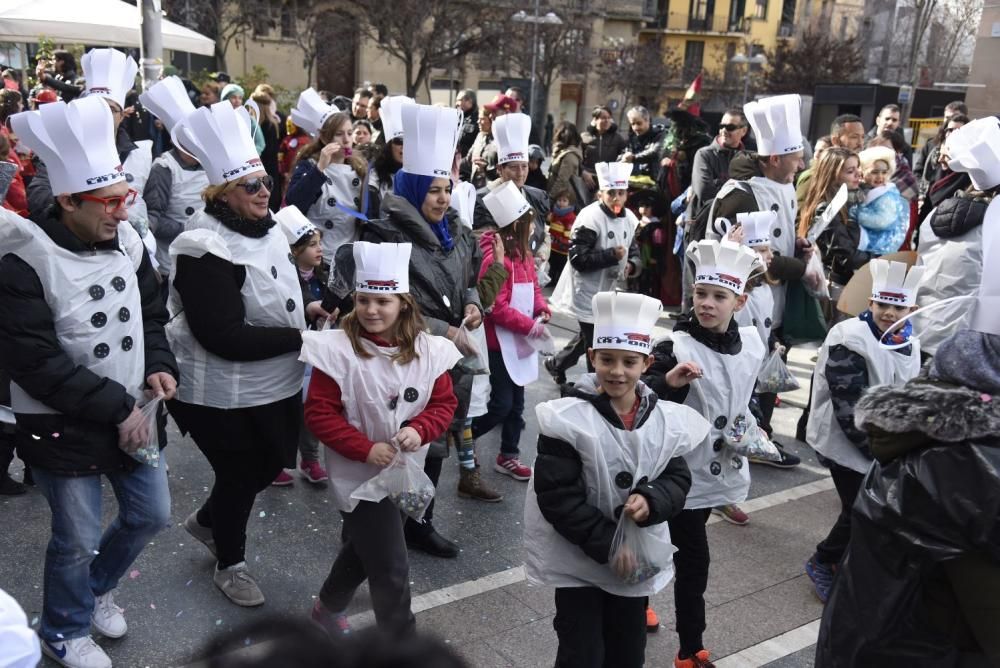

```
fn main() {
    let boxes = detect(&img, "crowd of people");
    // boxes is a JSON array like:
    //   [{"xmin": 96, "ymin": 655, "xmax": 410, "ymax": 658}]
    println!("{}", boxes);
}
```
[{"xmin": 0, "ymin": 45, "xmax": 998, "ymax": 668}]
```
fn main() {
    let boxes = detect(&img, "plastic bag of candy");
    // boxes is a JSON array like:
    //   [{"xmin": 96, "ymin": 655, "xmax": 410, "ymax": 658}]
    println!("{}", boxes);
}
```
[
  {"xmin": 756, "ymin": 348, "xmax": 800, "ymax": 394},
  {"xmin": 607, "ymin": 511, "xmax": 668, "ymax": 585},
  {"xmin": 125, "ymin": 394, "xmax": 163, "ymax": 468},
  {"xmin": 726, "ymin": 420, "xmax": 782, "ymax": 462},
  {"xmin": 352, "ymin": 448, "xmax": 436, "ymax": 522}
]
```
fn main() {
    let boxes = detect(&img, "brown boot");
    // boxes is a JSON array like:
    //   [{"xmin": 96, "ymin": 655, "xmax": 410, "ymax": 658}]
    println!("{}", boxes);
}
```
[{"xmin": 458, "ymin": 466, "xmax": 503, "ymax": 503}]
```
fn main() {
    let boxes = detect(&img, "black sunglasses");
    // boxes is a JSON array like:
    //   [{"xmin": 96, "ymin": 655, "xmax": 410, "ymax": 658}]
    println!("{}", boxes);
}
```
[
  {"xmin": 237, "ymin": 175, "xmax": 273, "ymax": 195},
  {"xmin": 719, "ymin": 123, "xmax": 744, "ymax": 132}
]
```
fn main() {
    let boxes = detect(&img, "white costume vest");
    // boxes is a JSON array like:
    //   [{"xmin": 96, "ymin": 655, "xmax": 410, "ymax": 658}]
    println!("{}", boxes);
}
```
[
  {"xmin": 734, "ymin": 285, "xmax": 775, "ymax": 357},
  {"xmin": 670, "ymin": 327, "xmax": 765, "ymax": 509},
  {"xmin": 167, "ymin": 210, "xmax": 305, "ymax": 409},
  {"xmin": 0, "ymin": 212, "xmax": 147, "ymax": 414},
  {"xmin": 303, "ymin": 161, "xmax": 364, "ymax": 269},
  {"xmin": 299, "ymin": 329, "xmax": 461, "ymax": 511},
  {"xmin": 550, "ymin": 201, "xmax": 638, "ymax": 323},
  {"xmin": 149, "ymin": 151, "xmax": 208, "ymax": 276},
  {"xmin": 523, "ymin": 392, "xmax": 709, "ymax": 596},
  {"xmin": 123, "ymin": 140, "xmax": 155, "ymax": 261},
  {"xmin": 807, "ymin": 317, "xmax": 920, "ymax": 473}
]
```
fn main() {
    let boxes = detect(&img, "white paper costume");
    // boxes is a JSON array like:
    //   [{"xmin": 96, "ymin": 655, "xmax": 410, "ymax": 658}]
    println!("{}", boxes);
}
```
[
  {"xmin": 4, "ymin": 96, "xmax": 148, "ymax": 414},
  {"xmin": 167, "ymin": 101, "xmax": 305, "ymax": 409},
  {"xmin": 729, "ymin": 211, "xmax": 777, "ymax": 349},
  {"xmin": 808, "ymin": 260, "xmax": 924, "ymax": 473},
  {"xmin": 674, "ymin": 241, "xmax": 766, "ymax": 509},
  {"xmin": 299, "ymin": 242, "xmax": 462, "ymax": 511},
  {"xmin": 523, "ymin": 292, "xmax": 710, "ymax": 596}
]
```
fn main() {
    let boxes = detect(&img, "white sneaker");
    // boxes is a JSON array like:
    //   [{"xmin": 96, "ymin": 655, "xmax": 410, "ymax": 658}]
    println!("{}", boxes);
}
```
[
  {"xmin": 91, "ymin": 591, "xmax": 127, "ymax": 638},
  {"xmin": 41, "ymin": 635, "xmax": 112, "ymax": 668}
]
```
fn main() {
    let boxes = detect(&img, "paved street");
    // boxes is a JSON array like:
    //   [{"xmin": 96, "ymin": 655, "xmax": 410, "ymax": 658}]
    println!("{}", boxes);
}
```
[{"xmin": 1, "ymin": 308, "xmax": 832, "ymax": 668}]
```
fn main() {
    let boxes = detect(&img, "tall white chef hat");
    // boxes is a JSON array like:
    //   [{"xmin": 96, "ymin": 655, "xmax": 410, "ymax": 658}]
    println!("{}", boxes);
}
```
[
  {"xmin": 744, "ymin": 94, "xmax": 803, "ymax": 156},
  {"xmin": 592, "ymin": 291, "xmax": 663, "ymax": 355},
  {"xmin": 354, "ymin": 241, "xmax": 412, "ymax": 294},
  {"xmin": 139, "ymin": 76, "xmax": 195, "ymax": 133},
  {"xmin": 10, "ymin": 96, "xmax": 124, "ymax": 196},
  {"xmin": 483, "ymin": 180, "xmax": 531, "ymax": 228},
  {"xmin": 686, "ymin": 239, "xmax": 763, "ymax": 295},
  {"xmin": 173, "ymin": 102, "xmax": 262, "ymax": 185},
  {"xmin": 493, "ymin": 112, "xmax": 531, "ymax": 165},
  {"xmin": 0, "ymin": 589, "xmax": 40, "ymax": 668},
  {"xmin": 869, "ymin": 259, "xmax": 925, "ymax": 307},
  {"xmin": 400, "ymin": 104, "xmax": 461, "ymax": 178},
  {"xmin": 596, "ymin": 162, "xmax": 633, "ymax": 190},
  {"xmin": 380, "ymin": 95, "xmax": 416, "ymax": 142},
  {"xmin": 274, "ymin": 205, "xmax": 317, "ymax": 245},
  {"xmin": 735, "ymin": 211, "xmax": 774, "ymax": 247},
  {"xmin": 81, "ymin": 48, "xmax": 138, "ymax": 109},
  {"xmin": 945, "ymin": 116, "xmax": 1000, "ymax": 191},
  {"xmin": 291, "ymin": 87, "xmax": 336, "ymax": 138}
]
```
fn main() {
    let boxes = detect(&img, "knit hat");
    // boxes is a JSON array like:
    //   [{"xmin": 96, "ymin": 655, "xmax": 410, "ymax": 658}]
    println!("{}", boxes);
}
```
[{"xmin": 220, "ymin": 83, "xmax": 245, "ymax": 101}]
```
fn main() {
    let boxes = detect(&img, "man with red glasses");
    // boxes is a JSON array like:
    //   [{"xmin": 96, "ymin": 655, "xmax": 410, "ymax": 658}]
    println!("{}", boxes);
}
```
[{"xmin": 0, "ymin": 94, "xmax": 177, "ymax": 668}]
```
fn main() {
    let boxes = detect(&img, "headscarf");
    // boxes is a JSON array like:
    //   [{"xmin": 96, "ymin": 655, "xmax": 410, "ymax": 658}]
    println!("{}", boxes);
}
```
[{"xmin": 394, "ymin": 169, "xmax": 453, "ymax": 251}]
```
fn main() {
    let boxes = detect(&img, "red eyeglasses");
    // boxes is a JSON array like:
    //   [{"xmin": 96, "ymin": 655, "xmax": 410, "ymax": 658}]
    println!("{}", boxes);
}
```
[{"xmin": 76, "ymin": 189, "xmax": 138, "ymax": 214}]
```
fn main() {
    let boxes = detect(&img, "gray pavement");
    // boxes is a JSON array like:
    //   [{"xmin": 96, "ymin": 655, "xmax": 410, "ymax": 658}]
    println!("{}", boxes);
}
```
[{"xmin": 0, "ymin": 309, "xmax": 829, "ymax": 667}]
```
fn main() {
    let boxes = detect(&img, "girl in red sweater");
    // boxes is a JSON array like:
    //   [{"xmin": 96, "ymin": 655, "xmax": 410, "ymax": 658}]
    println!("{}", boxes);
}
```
[{"xmin": 301, "ymin": 241, "xmax": 460, "ymax": 636}]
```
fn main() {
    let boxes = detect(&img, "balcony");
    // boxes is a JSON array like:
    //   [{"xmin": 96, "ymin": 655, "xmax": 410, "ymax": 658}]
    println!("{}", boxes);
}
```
[{"xmin": 688, "ymin": 14, "xmax": 713, "ymax": 30}]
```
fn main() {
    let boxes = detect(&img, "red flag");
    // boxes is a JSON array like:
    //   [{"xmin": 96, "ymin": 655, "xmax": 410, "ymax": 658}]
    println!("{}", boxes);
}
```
[{"xmin": 684, "ymin": 72, "xmax": 702, "ymax": 101}]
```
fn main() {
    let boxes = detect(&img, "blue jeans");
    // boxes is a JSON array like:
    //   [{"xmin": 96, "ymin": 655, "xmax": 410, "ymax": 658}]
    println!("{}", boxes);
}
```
[
  {"xmin": 33, "ymin": 458, "xmax": 171, "ymax": 642},
  {"xmin": 471, "ymin": 350, "xmax": 526, "ymax": 456}
]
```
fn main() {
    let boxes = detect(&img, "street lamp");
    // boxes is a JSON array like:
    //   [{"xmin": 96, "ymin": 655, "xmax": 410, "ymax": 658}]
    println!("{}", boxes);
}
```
[
  {"xmin": 730, "ymin": 52, "xmax": 767, "ymax": 104},
  {"xmin": 512, "ymin": 3, "xmax": 562, "ymax": 129}
]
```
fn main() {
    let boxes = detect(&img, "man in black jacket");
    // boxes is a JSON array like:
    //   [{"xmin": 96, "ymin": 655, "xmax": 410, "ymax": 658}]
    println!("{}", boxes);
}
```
[
  {"xmin": 455, "ymin": 89, "xmax": 479, "ymax": 158},
  {"xmin": 686, "ymin": 108, "xmax": 747, "ymax": 222},
  {"xmin": 622, "ymin": 106, "xmax": 665, "ymax": 182},
  {"xmin": 0, "ymin": 95, "xmax": 177, "ymax": 668}
]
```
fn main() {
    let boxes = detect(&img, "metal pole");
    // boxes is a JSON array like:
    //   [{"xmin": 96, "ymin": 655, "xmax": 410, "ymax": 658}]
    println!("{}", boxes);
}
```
[
  {"xmin": 528, "ymin": 0, "xmax": 539, "ymax": 127},
  {"xmin": 139, "ymin": 0, "xmax": 164, "ymax": 90},
  {"xmin": 742, "ymin": 68, "xmax": 750, "ymax": 105}
]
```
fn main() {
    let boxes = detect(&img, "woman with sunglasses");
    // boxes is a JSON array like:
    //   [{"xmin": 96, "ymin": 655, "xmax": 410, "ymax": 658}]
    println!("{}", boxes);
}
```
[{"xmin": 167, "ymin": 101, "xmax": 308, "ymax": 608}]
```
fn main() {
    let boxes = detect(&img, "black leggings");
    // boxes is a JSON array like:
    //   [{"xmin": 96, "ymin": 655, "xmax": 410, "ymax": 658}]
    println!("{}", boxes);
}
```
[
  {"xmin": 553, "ymin": 586, "xmax": 646, "ymax": 668},
  {"xmin": 670, "ymin": 507, "xmax": 713, "ymax": 656}
]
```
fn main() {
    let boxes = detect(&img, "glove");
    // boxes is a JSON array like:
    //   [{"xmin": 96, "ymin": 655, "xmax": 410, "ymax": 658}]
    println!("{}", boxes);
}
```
[{"xmin": 117, "ymin": 405, "xmax": 150, "ymax": 453}]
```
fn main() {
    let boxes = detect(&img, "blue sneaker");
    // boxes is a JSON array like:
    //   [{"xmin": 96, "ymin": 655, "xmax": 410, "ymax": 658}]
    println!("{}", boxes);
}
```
[{"xmin": 805, "ymin": 555, "xmax": 835, "ymax": 603}]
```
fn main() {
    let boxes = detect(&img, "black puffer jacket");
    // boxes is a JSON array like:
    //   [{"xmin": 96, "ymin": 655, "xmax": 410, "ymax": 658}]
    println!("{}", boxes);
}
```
[
  {"xmin": 533, "ymin": 376, "xmax": 692, "ymax": 564},
  {"xmin": 624, "ymin": 123, "xmax": 666, "ymax": 181},
  {"xmin": 929, "ymin": 190, "xmax": 993, "ymax": 240},
  {"xmin": 581, "ymin": 124, "xmax": 627, "ymax": 175},
  {"xmin": 0, "ymin": 212, "xmax": 176, "ymax": 475}
]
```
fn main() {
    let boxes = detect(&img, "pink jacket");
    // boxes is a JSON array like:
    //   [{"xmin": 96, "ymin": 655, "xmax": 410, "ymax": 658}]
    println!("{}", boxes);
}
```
[{"xmin": 479, "ymin": 231, "xmax": 549, "ymax": 351}]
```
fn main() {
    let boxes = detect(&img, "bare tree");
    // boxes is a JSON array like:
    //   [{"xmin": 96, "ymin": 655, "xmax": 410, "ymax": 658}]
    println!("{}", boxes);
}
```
[
  {"xmin": 163, "ymin": 0, "xmax": 269, "ymax": 67},
  {"xmin": 284, "ymin": 0, "xmax": 339, "ymax": 87},
  {"xmin": 923, "ymin": 0, "xmax": 983, "ymax": 84},
  {"xmin": 766, "ymin": 29, "xmax": 866, "ymax": 95},
  {"xmin": 596, "ymin": 40, "xmax": 683, "ymax": 123}
]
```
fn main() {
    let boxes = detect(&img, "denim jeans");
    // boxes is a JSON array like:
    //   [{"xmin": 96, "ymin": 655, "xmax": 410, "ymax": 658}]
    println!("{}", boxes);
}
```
[
  {"xmin": 471, "ymin": 350, "xmax": 526, "ymax": 456},
  {"xmin": 33, "ymin": 458, "xmax": 171, "ymax": 642}
]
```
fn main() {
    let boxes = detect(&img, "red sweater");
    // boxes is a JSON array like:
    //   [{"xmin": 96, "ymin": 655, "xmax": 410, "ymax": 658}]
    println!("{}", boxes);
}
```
[{"xmin": 303, "ymin": 334, "xmax": 458, "ymax": 462}]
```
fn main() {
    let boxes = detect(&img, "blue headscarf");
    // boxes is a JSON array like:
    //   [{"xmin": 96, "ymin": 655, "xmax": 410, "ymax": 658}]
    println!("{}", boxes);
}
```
[{"xmin": 393, "ymin": 169, "xmax": 453, "ymax": 252}]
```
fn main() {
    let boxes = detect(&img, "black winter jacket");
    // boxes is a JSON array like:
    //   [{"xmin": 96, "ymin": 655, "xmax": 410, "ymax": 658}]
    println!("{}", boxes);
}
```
[
  {"xmin": 533, "ymin": 378, "xmax": 692, "ymax": 565},
  {"xmin": 624, "ymin": 124, "xmax": 666, "ymax": 181},
  {"xmin": 686, "ymin": 139, "xmax": 742, "ymax": 220},
  {"xmin": 0, "ymin": 212, "xmax": 176, "ymax": 475},
  {"xmin": 567, "ymin": 203, "xmax": 641, "ymax": 274},
  {"xmin": 581, "ymin": 124, "xmax": 627, "ymax": 175}
]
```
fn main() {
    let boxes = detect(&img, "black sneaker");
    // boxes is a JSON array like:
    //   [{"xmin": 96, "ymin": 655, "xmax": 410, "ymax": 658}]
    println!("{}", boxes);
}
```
[
  {"xmin": 544, "ymin": 357, "xmax": 566, "ymax": 385},
  {"xmin": 750, "ymin": 440, "xmax": 801, "ymax": 469}
]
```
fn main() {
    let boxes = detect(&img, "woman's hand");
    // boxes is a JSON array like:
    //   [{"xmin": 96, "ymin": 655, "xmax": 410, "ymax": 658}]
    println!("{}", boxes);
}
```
[
  {"xmin": 317, "ymin": 142, "xmax": 345, "ymax": 171},
  {"xmin": 366, "ymin": 442, "xmax": 397, "ymax": 467},
  {"xmin": 491, "ymin": 233, "xmax": 505, "ymax": 265},
  {"xmin": 394, "ymin": 427, "xmax": 422, "ymax": 452},
  {"xmin": 665, "ymin": 362, "xmax": 703, "ymax": 389},
  {"xmin": 463, "ymin": 304, "xmax": 483, "ymax": 329}
]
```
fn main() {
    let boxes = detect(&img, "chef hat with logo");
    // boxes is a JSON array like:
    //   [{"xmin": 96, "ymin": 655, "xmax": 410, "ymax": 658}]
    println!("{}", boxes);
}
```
[
  {"xmin": 173, "ymin": 102, "xmax": 262, "ymax": 185},
  {"xmin": 735, "ymin": 211, "xmax": 774, "ymax": 247},
  {"xmin": 744, "ymin": 94, "xmax": 803, "ymax": 156},
  {"xmin": 81, "ymin": 48, "xmax": 138, "ymax": 109},
  {"xmin": 353, "ymin": 241, "xmax": 412, "ymax": 294},
  {"xmin": 493, "ymin": 112, "xmax": 531, "ymax": 165},
  {"xmin": 0, "ymin": 589, "xmax": 39, "ymax": 668},
  {"xmin": 687, "ymin": 239, "xmax": 763, "ymax": 295},
  {"xmin": 291, "ymin": 87, "xmax": 336, "ymax": 138},
  {"xmin": 274, "ymin": 205, "xmax": 317, "ymax": 246},
  {"xmin": 139, "ymin": 76, "xmax": 195, "ymax": 133},
  {"xmin": 380, "ymin": 95, "xmax": 416, "ymax": 142},
  {"xmin": 400, "ymin": 104, "xmax": 461, "ymax": 178},
  {"xmin": 11, "ymin": 96, "xmax": 124, "ymax": 196},
  {"xmin": 945, "ymin": 116, "xmax": 1000, "ymax": 191},
  {"xmin": 592, "ymin": 291, "xmax": 662, "ymax": 355},
  {"xmin": 595, "ymin": 162, "xmax": 633, "ymax": 191},
  {"xmin": 483, "ymin": 180, "xmax": 531, "ymax": 228},
  {"xmin": 869, "ymin": 259, "xmax": 925, "ymax": 307}
]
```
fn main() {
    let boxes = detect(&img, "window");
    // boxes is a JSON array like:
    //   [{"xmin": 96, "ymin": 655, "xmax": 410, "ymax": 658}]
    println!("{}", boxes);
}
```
[
  {"xmin": 689, "ymin": 0, "xmax": 714, "ymax": 30},
  {"xmin": 280, "ymin": 4, "xmax": 294, "ymax": 39},
  {"xmin": 690, "ymin": 0, "xmax": 708, "ymax": 20},
  {"xmin": 729, "ymin": 0, "xmax": 746, "ymax": 31},
  {"xmin": 754, "ymin": 0, "xmax": 768, "ymax": 19},
  {"xmin": 683, "ymin": 40, "xmax": 705, "ymax": 79}
]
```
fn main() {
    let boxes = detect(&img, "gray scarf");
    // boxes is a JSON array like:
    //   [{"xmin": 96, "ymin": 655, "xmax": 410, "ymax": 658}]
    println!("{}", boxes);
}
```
[{"xmin": 929, "ymin": 329, "xmax": 1000, "ymax": 395}]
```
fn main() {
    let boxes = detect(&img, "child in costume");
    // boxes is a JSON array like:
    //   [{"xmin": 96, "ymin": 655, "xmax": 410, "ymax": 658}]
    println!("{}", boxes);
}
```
[{"xmin": 852, "ymin": 146, "xmax": 908, "ymax": 256}]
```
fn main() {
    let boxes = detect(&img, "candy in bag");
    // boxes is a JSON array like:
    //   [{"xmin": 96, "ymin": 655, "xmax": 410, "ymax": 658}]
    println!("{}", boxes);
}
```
[
  {"xmin": 608, "ymin": 511, "xmax": 669, "ymax": 585},
  {"xmin": 351, "ymin": 448, "xmax": 436, "ymax": 522},
  {"xmin": 756, "ymin": 349, "xmax": 800, "ymax": 394},
  {"xmin": 128, "ymin": 394, "xmax": 163, "ymax": 468}
]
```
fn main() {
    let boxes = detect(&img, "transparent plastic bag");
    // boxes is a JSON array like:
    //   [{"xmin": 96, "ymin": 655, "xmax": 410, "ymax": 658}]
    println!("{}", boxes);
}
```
[
  {"xmin": 128, "ymin": 394, "xmax": 163, "ymax": 468},
  {"xmin": 350, "ymin": 447, "xmax": 436, "ymax": 522},
  {"xmin": 803, "ymin": 251, "xmax": 830, "ymax": 300},
  {"xmin": 525, "ymin": 317, "xmax": 556, "ymax": 355},
  {"xmin": 608, "ymin": 510, "xmax": 669, "ymax": 585},
  {"xmin": 726, "ymin": 420, "xmax": 782, "ymax": 462},
  {"xmin": 756, "ymin": 349, "xmax": 801, "ymax": 394}
]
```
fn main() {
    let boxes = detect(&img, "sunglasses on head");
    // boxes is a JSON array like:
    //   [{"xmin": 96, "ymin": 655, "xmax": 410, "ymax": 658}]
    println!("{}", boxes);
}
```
[
  {"xmin": 719, "ymin": 123, "xmax": 743, "ymax": 132},
  {"xmin": 237, "ymin": 175, "xmax": 273, "ymax": 195}
]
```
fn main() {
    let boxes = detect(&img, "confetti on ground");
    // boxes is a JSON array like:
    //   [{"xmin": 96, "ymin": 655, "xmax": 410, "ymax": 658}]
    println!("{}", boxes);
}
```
[
  {"xmin": 215, "ymin": 619, "xmax": 223, "ymax": 626},
  {"xmin": 259, "ymin": 511, "xmax": 266, "ymax": 518},
  {"xmin": 176, "ymin": 611, "xmax": 184, "ymax": 618},
  {"xmin": 30, "ymin": 617, "xmax": 38, "ymax": 626},
  {"xmin": 129, "ymin": 570, "xmax": 140, "ymax": 579},
  {"xmin": 150, "ymin": 604, "xmax": 156, "ymax": 610},
  {"xmin": 186, "ymin": 579, "xmax": 193, "ymax": 586}
]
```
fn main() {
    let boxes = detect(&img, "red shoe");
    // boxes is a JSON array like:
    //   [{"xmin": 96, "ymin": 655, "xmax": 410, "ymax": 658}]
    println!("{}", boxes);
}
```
[
  {"xmin": 299, "ymin": 460, "xmax": 329, "ymax": 484},
  {"xmin": 674, "ymin": 649, "xmax": 716, "ymax": 668},
  {"xmin": 311, "ymin": 599, "xmax": 351, "ymax": 637},
  {"xmin": 271, "ymin": 470, "xmax": 294, "ymax": 486},
  {"xmin": 494, "ymin": 455, "xmax": 531, "ymax": 481},
  {"xmin": 711, "ymin": 504, "xmax": 749, "ymax": 526},
  {"xmin": 646, "ymin": 605, "xmax": 659, "ymax": 632}
]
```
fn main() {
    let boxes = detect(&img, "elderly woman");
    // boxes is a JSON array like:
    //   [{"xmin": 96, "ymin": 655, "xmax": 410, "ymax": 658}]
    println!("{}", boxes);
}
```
[{"xmin": 168, "ymin": 102, "xmax": 306, "ymax": 607}]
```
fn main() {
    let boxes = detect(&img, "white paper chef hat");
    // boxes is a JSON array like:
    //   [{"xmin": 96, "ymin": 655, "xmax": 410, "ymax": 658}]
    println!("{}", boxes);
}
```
[
  {"xmin": 173, "ymin": 101, "xmax": 262, "ymax": 185},
  {"xmin": 139, "ymin": 76, "xmax": 195, "ymax": 133},
  {"xmin": 686, "ymin": 239, "xmax": 763, "ymax": 294},
  {"xmin": 869, "ymin": 259, "xmax": 924, "ymax": 307},
  {"xmin": 11, "ymin": 96, "xmax": 124, "ymax": 196},
  {"xmin": 81, "ymin": 48, "xmax": 138, "ymax": 109},
  {"xmin": 596, "ymin": 162, "xmax": 633, "ymax": 190},
  {"xmin": 493, "ymin": 112, "xmax": 531, "ymax": 165},
  {"xmin": 380, "ymin": 95, "xmax": 416, "ymax": 142},
  {"xmin": 274, "ymin": 205, "xmax": 317, "ymax": 245},
  {"xmin": 969, "ymin": 198, "xmax": 1000, "ymax": 335},
  {"xmin": 945, "ymin": 116, "xmax": 1000, "ymax": 191},
  {"xmin": 735, "ymin": 211, "xmax": 774, "ymax": 247},
  {"xmin": 483, "ymin": 180, "xmax": 531, "ymax": 228},
  {"xmin": 592, "ymin": 291, "xmax": 663, "ymax": 355},
  {"xmin": 291, "ymin": 87, "xmax": 336, "ymax": 138},
  {"xmin": 400, "ymin": 104, "xmax": 461, "ymax": 178},
  {"xmin": 353, "ymin": 241, "xmax": 412, "ymax": 294},
  {"xmin": 0, "ymin": 589, "xmax": 40, "ymax": 668},
  {"xmin": 744, "ymin": 94, "xmax": 803, "ymax": 156}
]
